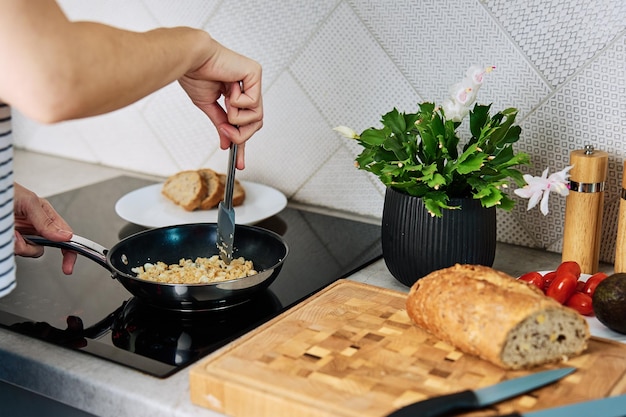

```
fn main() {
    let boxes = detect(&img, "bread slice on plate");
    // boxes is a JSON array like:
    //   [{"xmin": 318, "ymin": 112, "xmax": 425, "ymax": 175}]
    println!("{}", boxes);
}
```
[
  {"xmin": 161, "ymin": 170, "xmax": 207, "ymax": 211},
  {"xmin": 197, "ymin": 168, "xmax": 225, "ymax": 210},
  {"xmin": 218, "ymin": 173, "xmax": 246, "ymax": 207}
]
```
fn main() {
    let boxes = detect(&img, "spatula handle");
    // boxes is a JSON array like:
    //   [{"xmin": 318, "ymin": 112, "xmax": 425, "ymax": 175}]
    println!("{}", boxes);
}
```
[{"xmin": 223, "ymin": 142, "xmax": 237, "ymax": 209}]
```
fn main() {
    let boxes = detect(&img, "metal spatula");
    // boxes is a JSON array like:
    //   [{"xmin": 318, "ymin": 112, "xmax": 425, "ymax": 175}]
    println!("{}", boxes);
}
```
[{"xmin": 217, "ymin": 142, "xmax": 237, "ymax": 264}]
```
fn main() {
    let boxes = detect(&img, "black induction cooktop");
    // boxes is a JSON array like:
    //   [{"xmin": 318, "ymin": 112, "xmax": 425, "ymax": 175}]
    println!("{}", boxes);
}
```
[{"xmin": 0, "ymin": 176, "xmax": 382, "ymax": 377}]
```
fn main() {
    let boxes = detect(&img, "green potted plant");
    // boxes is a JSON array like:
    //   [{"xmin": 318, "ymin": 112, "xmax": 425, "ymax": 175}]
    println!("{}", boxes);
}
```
[
  {"xmin": 335, "ymin": 65, "xmax": 532, "ymax": 286},
  {"xmin": 335, "ymin": 65, "xmax": 531, "ymax": 217}
]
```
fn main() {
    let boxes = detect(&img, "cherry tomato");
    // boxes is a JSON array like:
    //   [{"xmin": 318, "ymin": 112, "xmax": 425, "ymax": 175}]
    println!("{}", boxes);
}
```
[
  {"xmin": 565, "ymin": 292, "xmax": 594, "ymax": 316},
  {"xmin": 519, "ymin": 271, "xmax": 545, "ymax": 290},
  {"xmin": 582, "ymin": 272, "xmax": 609, "ymax": 298},
  {"xmin": 556, "ymin": 261, "xmax": 581, "ymax": 279},
  {"xmin": 546, "ymin": 272, "xmax": 578, "ymax": 304},
  {"xmin": 576, "ymin": 280, "xmax": 586, "ymax": 292},
  {"xmin": 542, "ymin": 271, "xmax": 557, "ymax": 292}
]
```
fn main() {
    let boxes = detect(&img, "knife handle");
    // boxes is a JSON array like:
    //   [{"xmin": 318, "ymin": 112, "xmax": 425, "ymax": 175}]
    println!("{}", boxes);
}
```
[{"xmin": 387, "ymin": 390, "xmax": 479, "ymax": 417}]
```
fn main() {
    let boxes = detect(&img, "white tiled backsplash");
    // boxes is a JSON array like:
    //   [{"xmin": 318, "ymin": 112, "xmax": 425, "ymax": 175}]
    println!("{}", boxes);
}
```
[{"xmin": 12, "ymin": 0, "xmax": 626, "ymax": 263}]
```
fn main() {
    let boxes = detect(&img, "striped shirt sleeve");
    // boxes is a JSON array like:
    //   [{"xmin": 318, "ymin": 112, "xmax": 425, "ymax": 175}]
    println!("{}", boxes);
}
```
[{"xmin": 0, "ymin": 102, "xmax": 15, "ymax": 298}]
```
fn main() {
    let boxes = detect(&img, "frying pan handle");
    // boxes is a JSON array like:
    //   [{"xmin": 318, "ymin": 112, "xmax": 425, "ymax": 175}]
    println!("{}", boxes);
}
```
[{"xmin": 23, "ymin": 235, "xmax": 111, "ymax": 270}]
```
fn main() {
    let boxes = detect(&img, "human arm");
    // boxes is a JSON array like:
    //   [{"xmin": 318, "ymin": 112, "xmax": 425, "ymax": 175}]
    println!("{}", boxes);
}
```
[
  {"xmin": 13, "ymin": 183, "xmax": 77, "ymax": 275},
  {"xmin": 0, "ymin": 0, "xmax": 262, "ymax": 167}
]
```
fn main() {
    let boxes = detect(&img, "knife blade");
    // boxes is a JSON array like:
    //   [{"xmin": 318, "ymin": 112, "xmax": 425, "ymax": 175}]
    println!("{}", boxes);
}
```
[
  {"xmin": 386, "ymin": 367, "xmax": 576, "ymax": 417},
  {"xmin": 499, "ymin": 394, "xmax": 626, "ymax": 417},
  {"xmin": 217, "ymin": 141, "xmax": 237, "ymax": 264}
]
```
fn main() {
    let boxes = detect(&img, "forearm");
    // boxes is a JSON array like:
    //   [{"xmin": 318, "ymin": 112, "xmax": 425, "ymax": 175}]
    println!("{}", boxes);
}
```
[
  {"xmin": 0, "ymin": 0, "xmax": 215, "ymax": 122},
  {"xmin": 49, "ymin": 24, "xmax": 214, "ymax": 120}
]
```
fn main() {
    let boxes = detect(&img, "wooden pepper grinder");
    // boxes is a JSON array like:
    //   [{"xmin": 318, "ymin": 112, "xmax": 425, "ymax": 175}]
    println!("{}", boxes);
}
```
[
  {"xmin": 615, "ymin": 161, "xmax": 626, "ymax": 272},
  {"xmin": 562, "ymin": 145, "xmax": 608, "ymax": 274}
]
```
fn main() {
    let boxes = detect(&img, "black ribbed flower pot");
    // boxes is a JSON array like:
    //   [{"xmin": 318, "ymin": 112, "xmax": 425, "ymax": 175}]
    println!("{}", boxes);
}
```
[{"xmin": 381, "ymin": 187, "xmax": 496, "ymax": 287}]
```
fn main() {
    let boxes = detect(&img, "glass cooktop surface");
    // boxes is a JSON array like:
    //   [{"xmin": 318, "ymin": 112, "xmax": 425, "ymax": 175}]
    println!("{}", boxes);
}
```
[{"xmin": 0, "ymin": 177, "xmax": 382, "ymax": 377}]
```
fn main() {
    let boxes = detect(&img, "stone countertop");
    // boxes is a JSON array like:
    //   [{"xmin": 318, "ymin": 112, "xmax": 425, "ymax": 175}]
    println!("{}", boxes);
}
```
[{"xmin": 1, "ymin": 150, "xmax": 613, "ymax": 417}]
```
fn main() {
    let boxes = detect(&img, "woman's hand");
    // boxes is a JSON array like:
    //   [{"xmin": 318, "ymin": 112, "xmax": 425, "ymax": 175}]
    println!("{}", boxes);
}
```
[
  {"xmin": 178, "ymin": 40, "xmax": 263, "ymax": 169},
  {"xmin": 13, "ymin": 183, "xmax": 77, "ymax": 274},
  {"xmin": 0, "ymin": 1, "xmax": 264, "ymax": 168}
]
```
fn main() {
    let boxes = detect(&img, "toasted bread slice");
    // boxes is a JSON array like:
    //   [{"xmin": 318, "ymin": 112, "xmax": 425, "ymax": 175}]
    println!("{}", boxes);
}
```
[
  {"xmin": 161, "ymin": 170, "xmax": 207, "ymax": 211},
  {"xmin": 218, "ymin": 173, "xmax": 246, "ymax": 207},
  {"xmin": 197, "ymin": 168, "xmax": 225, "ymax": 210}
]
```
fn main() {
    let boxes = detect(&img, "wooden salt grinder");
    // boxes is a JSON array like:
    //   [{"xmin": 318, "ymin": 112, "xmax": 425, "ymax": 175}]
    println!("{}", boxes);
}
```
[
  {"xmin": 562, "ymin": 145, "xmax": 608, "ymax": 274},
  {"xmin": 615, "ymin": 161, "xmax": 626, "ymax": 272}
]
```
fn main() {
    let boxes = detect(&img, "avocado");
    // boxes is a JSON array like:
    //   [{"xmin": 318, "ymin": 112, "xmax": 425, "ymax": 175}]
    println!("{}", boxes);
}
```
[{"xmin": 592, "ymin": 273, "xmax": 626, "ymax": 334}]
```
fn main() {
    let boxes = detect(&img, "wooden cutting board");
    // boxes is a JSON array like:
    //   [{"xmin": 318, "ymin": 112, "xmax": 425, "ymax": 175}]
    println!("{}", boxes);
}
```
[{"xmin": 189, "ymin": 280, "xmax": 626, "ymax": 417}]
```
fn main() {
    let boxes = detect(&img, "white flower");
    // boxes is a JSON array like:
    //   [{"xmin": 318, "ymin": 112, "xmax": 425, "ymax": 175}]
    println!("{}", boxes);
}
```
[
  {"xmin": 513, "ymin": 165, "xmax": 573, "ymax": 215},
  {"xmin": 441, "ymin": 98, "xmax": 469, "ymax": 122},
  {"xmin": 333, "ymin": 125, "xmax": 359, "ymax": 139},
  {"xmin": 448, "ymin": 82, "xmax": 473, "ymax": 105},
  {"xmin": 442, "ymin": 65, "xmax": 494, "ymax": 122},
  {"xmin": 466, "ymin": 65, "xmax": 495, "ymax": 86}
]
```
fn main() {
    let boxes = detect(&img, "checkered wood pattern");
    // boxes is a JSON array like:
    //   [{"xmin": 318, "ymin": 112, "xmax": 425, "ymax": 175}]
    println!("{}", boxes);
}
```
[{"xmin": 190, "ymin": 280, "xmax": 626, "ymax": 417}]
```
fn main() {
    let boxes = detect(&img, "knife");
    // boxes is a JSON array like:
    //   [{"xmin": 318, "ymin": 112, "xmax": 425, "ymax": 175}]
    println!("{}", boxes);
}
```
[
  {"xmin": 500, "ymin": 394, "xmax": 626, "ymax": 417},
  {"xmin": 386, "ymin": 367, "xmax": 576, "ymax": 417},
  {"xmin": 217, "ymin": 141, "xmax": 237, "ymax": 264}
]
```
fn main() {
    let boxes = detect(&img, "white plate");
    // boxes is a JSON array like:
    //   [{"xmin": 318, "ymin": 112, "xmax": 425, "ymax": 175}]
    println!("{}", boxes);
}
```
[
  {"xmin": 538, "ymin": 271, "xmax": 626, "ymax": 343},
  {"xmin": 115, "ymin": 181, "xmax": 287, "ymax": 228}
]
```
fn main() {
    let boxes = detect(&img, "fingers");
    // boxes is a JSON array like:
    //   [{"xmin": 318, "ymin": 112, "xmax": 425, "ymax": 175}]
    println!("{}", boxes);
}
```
[
  {"xmin": 235, "ymin": 143, "xmax": 246, "ymax": 170},
  {"xmin": 61, "ymin": 249, "xmax": 77, "ymax": 275},
  {"xmin": 36, "ymin": 200, "xmax": 73, "ymax": 241},
  {"xmin": 13, "ymin": 183, "xmax": 77, "ymax": 274},
  {"xmin": 228, "ymin": 79, "xmax": 263, "ymax": 126},
  {"xmin": 206, "ymin": 94, "xmax": 262, "ymax": 148},
  {"xmin": 225, "ymin": 85, "xmax": 263, "ymax": 136},
  {"xmin": 14, "ymin": 231, "xmax": 44, "ymax": 258},
  {"xmin": 179, "ymin": 44, "xmax": 263, "ymax": 166},
  {"xmin": 14, "ymin": 183, "xmax": 73, "ymax": 241}
]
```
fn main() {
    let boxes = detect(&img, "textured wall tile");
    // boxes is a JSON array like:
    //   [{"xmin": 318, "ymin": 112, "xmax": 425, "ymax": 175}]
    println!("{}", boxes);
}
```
[
  {"xmin": 140, "ymin": 83, "xmax": 220, "ymax": 172},
  {"xmin": 232, "ymin": 73, "xmax": 342, "ymax": 197},
  {"xmin": 496, "ymin": 210, "xmax": 539, "ymax": 248},
  {"xmin": 349, "ymin": 0, "xmax": 550, "ymax": 117},
  {"xmin": 485, "ymin": 0, "xmax": 626, "ymax": 87},
  {"xmin": 291, "ymin": 2, "xmax": 420, "ymax": 132},
  {"xmin": 205, "ymin": 1, "xmax": 339, "ymax": 89},
  {"xmin": 142, "ymin": 0, "xmax": 220, "ymax": 28},
  {"xmin": 513, "ymin": 35, "xmax": 626, "ymax": 261},
  {"xmin": 57, "ymin": 0, "xmax": 157, "ymax": 31},
  {"xmin": 293, "ymin": 145, "xmax": 385, "ymax": 217},
  {"xmin": 13, "ymin": 115, "xmax": 98, "ymax": 163},
  {"xmin": 78, "ymin": 104, "xmax": 180, "ymax": 175}
]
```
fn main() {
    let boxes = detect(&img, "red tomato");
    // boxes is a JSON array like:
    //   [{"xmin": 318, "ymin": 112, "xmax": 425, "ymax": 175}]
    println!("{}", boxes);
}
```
[
  {"xmin": 556, "ymin": 261, "xmax": 581, "ymax": 279},
  {"xmin": 576, "ymin": 280, "xmax": 586, "ymax": 292},
  {"xmin": 546, "ymin": 272, "xmax": 578, "ymax": 304},
  {"xmin": 542, "ymin": 271, "xmax": 557, "ymax": 292},
  {"xmin": 519, "ymin": 271, "xmax": 545, "ymax": 290},
  {"xmin": 565, "ymin": 292, "xmax": 594, "ymax": 316},
  {"xmin": 582, "ymin": 272, "xmax": 609, "ymax": 298}
]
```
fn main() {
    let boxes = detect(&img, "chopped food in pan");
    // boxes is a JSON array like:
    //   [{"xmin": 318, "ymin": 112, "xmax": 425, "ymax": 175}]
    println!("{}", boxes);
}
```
[{"xmin": 131, "ymin": 255, "xmax": 257, "ymax": 284}]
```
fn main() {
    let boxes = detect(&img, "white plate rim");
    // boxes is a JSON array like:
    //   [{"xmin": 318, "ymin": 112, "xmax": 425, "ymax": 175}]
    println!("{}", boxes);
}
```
[{"xmin": 115, "ymin": 180, "xmax": 287, "ymax": 228}]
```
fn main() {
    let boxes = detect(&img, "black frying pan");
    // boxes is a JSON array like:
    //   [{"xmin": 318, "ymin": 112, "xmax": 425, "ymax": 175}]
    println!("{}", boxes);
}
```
[{"xmin": 26, "ymin": 223, "xmax": 288, "ymax": 312}]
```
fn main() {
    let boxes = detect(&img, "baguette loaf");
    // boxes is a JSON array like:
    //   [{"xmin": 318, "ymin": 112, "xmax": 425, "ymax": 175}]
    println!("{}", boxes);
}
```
[
  {"xmin": 406, "ymin": 264, "xmax": 590, "ymax": 369},
  {"xmin": 161, "ymin": 170, "xmax": 207, "ymax": 211}
]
